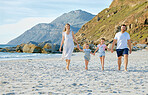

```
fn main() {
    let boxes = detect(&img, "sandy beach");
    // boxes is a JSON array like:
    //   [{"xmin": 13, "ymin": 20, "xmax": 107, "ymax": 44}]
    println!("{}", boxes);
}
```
[{"xmin": 0, "ymin": 50, "xmax": 148, "ymax": 95}]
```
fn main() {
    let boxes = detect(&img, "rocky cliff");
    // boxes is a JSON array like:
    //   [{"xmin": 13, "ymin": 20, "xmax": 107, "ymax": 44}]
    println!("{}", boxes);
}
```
[{"xmin": 75, "ymin": 0, "xmax": 148, "ymax": 45}]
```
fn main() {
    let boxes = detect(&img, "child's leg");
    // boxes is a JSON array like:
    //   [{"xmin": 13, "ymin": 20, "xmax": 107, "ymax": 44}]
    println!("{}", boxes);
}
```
[
  {"xmin": 85, "ymin": 60, "xmax": 89, "ymax": 70},
  {"xmin": 100, "ymin": 57, "xmax": 102, "ymax": 70},
  {"xmin": 100, "ymin": 57, "xmax": 102, "ymax": 65},
  {"xmin": 101, "ymin": 56, "xmax": 105, "ymax": 70}
]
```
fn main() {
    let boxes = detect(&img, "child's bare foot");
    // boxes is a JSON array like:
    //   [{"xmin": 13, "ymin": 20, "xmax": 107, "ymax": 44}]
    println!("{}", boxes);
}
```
[
  {"xmin": 124, "ymin": 69, "xmax": 128, "ymax": 72},
  {"xmin": 102, "ymin": 67, "xmax": 104, "ymax": 71},
  {"xmin": 85, "ymin": 67, "xmax": 88, "ymax": 70}
]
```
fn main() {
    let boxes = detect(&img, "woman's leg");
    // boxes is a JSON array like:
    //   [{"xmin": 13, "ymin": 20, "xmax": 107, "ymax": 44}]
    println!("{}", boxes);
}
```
[
  {"xmin": 85, "ymin": 60, "xmax": 89, "ymax": 70},
  {"xmin": 66, "ymin": 59, "xmax": 70, "ymax": 70}
]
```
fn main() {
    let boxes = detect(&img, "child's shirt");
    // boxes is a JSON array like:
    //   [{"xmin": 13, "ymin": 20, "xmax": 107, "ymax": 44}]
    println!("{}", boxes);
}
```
[
  {"xmin": 97, "ymin": 44, "xmax": 106, "ymax": 53},
  {"xmin": 83, "ymin": 49, "xmax": 91, "ymax": 57}
]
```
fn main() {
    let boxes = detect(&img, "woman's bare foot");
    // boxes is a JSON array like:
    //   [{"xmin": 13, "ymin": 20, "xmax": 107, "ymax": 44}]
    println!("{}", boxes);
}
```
[{"xmin": 66, "ymin": 65, "xmax": 69, "ymax": 70}]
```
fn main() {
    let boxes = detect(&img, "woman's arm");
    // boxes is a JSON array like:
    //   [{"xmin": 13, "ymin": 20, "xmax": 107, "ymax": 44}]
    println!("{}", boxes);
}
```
[
  {"xmin": 77, "ymin": 45, "xmax": 83, "ymax": 52},
  {"xmin": 59, "ymin": 34, "xmax": 65, "ymax": 52},
  {"xmin": 72, "ymin": 31, "xmax": 78, "ymax": 45}
]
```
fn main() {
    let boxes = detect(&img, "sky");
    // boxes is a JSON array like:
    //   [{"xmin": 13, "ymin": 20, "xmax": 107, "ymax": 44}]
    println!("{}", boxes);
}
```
[{"xmin": 0, "ymin": 0, "xmax": 113, "ymax": 44}]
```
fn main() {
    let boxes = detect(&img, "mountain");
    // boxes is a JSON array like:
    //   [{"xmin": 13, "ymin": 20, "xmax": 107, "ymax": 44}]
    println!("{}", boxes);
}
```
[
  {"xmin": 7, "ymin": 10, "xmax": 95, "ymax": 45},
  {"xmin": 75, "ymin": 0, "xmax": 148, "ymax": 45}
]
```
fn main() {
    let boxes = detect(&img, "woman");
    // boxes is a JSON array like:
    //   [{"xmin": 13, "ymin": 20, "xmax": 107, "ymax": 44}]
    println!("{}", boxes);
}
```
[{"xmin": 59, "ymin": 23, "xmax": 79, "ymax": 70}]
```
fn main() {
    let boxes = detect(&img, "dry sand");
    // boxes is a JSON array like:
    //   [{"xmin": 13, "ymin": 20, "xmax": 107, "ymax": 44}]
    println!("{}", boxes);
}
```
[{"xmin": 0, "ymin": 50, "xmax": 148, "ymax": 95}]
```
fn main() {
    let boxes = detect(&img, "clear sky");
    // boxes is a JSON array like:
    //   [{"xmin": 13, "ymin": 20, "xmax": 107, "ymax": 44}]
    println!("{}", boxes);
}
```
[{"xmin": 0, "ymin": 0, "xmax": 113, "ymax": 44}]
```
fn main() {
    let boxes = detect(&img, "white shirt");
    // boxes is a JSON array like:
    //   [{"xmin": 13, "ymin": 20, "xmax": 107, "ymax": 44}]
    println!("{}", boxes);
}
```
[{"xmin": 114, "ymin": 32, "xmax": 130, "ymax": 49}]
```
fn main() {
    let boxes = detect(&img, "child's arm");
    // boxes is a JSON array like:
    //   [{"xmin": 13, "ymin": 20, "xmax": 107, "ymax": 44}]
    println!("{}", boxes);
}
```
[
  {"xmin": 111, "ymin": 39, "xmax": 117, "ymax": 53},
  {"xmin": 105, "ymin": 46, "xmax": 111, "ymax": 51},
  {"xmin": 90, "ymin": 52, "xmax": 95, "ymax": 55},
  {"xmin": 93, "ymin": 47, "xmax": 99, "ymax": 55},
  {"xmin": 77, "ymin": 45, "xmax": 84, "ymax": 52}
]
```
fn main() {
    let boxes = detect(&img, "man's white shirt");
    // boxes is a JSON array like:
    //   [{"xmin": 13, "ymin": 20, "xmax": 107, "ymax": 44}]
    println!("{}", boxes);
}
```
[{"xmin": 114, "ymin": 32, "xmax": 130, "ymax": 49}]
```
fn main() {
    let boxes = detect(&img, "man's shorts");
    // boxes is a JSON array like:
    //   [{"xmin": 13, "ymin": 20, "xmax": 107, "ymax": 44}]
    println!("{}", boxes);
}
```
[{"xmin": 116, "ymin": 48, "xmax": 129, "ymax": 57}]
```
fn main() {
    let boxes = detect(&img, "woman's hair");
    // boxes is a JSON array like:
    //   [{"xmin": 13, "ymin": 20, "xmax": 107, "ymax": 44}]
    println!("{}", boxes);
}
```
[{"xmin": 63, "ymin": 23, "xmax": 70, "ymax": 32}]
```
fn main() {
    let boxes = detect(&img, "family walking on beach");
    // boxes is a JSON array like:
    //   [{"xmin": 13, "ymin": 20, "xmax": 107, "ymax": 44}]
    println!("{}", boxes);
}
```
[{"xmin": 59, "ymin": 23, "xmax": 132, "ymax": 71}]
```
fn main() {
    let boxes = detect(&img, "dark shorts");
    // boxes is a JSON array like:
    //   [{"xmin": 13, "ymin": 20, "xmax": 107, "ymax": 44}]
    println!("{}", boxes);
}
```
[{"xmin": 116, "ymin": 48, "xmax": 129, "ymax": 57}]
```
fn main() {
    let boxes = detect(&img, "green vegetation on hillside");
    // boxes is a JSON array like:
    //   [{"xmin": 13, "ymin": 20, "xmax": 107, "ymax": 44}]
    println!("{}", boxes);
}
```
[{"xmin": 75, "ymin": 0, "xmax": 148, "ymax": 45}]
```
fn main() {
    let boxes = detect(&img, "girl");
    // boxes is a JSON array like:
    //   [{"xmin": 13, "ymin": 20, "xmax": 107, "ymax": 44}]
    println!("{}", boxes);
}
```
[
  {"xmin": 77, "ymin": 43, "xmax": 94, "ymax": 70},
  {"xmin": 94, "ymin": 38, "xmax": 110, "ymax": 71},
  {"xmin": 59, "ymin": 23, "xmax": 79, "ymax": 70}
]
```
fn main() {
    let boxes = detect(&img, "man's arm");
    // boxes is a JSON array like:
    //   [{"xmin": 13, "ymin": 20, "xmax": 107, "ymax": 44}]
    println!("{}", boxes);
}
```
[{"xmin": 127, "ymin": 39, "xmax": 132, "ymax": 54}]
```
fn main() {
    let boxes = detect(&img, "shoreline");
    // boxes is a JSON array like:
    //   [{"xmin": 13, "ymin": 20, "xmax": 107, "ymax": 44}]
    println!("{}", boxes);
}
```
[{"xmin": 0, "ymin": 49, "xmax": 147, "ymax": 61}]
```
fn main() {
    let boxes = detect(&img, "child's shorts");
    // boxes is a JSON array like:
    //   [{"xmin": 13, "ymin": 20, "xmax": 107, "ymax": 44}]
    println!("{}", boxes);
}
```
[
  {"xmin": 99, "ymin": 52, "xmax": 105, "ymax": 57},
  {"xmin": 116, "ymin": 48, "xmax": 128, "ymax": 57},
  {"xmin": 84, "ymin": 55, "xmax": 90, "ymax": 61}
]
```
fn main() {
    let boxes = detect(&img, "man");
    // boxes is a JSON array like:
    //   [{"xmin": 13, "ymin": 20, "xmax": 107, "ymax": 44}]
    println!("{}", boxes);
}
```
[{"xmin": 111, "ymin": 24, "xmax": 132, "ymax": 71}]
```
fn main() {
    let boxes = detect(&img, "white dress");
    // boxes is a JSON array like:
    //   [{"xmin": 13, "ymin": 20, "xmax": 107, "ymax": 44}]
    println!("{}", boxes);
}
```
[{"xmin": 62, "ymin": 31, "xmax": 74, "ymax": 60}]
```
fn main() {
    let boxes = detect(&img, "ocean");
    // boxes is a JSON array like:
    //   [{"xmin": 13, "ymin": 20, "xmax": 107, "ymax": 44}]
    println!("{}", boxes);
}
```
[
  {"xmin": 0, "ymin": 44, "xmax": 61, "ymax": 61},
  {"xmin": 0, "ymin": 44, "xmax": 16, "ymax": 48}
]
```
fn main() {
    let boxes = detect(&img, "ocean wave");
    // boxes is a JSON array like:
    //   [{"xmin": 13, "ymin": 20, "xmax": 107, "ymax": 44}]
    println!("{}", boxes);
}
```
[{"xmin": 0, "ymin": 52, "xmax": 61, "ymax": 61}]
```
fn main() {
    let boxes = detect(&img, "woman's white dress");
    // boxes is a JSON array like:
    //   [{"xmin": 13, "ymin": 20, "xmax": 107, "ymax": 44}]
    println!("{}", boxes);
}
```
[{"xmin": 62, "ymin": 31, "xmax": 74, "ymax": 60}]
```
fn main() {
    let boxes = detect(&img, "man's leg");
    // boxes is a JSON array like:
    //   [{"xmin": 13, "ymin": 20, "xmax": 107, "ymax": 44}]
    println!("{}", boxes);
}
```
[
  {"xmin": 124, "ymin": 54, "xmax": 128, "ymax": 71},
  {"xmin": 118, "ymin": 56, "xmax": 122, "ymax": 70}
]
